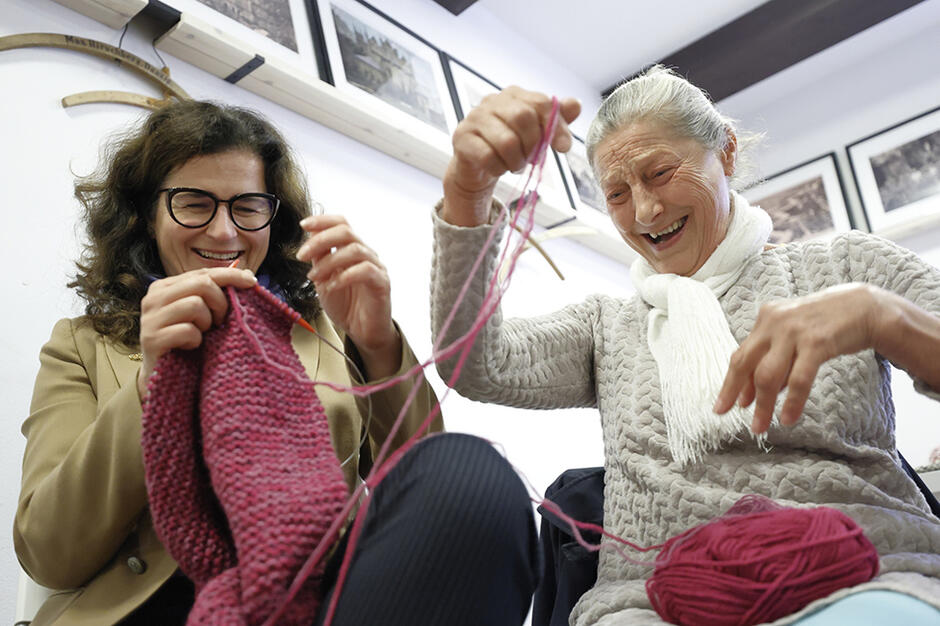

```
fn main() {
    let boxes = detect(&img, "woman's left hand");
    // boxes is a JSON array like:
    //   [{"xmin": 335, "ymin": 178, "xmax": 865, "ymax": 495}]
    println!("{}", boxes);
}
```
[
  {"xmin": 297, "ymin": 214, "xmax": 401, "ymax": 379},
  {"xmin": 714, "ymin": 283, "xmax": 885, "ymax": 434}
]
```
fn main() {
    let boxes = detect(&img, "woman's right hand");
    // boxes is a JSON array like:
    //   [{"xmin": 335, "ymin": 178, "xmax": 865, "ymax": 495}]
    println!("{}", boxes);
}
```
[
  {"xmin": 442, "ymin": 86, "xmax": 582, "ymax": 227},
  {"xmin": 137, "ymin": 267, "xmax": 257, "ymax": 399}
]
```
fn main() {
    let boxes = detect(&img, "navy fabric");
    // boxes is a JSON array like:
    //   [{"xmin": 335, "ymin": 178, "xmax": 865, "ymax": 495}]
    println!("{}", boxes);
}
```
[
  {"xmin": 532, "ymin": 467, "xmax": 605, "ymax": 626},
  {"xmin": 317, "ymin": 432, "xmax": 539, "ymax": 626}
]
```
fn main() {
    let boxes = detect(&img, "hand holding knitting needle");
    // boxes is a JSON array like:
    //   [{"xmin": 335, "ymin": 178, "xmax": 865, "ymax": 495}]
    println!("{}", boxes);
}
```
[
  {"xmin": 714, "ymin": 282, "xmax": 940, "ymax": 434},
  {"xmin": 138, "ymin": 267, "xmax": 258, "ymax": 399},
  {"xmin": 296, "ymin": 214, "xmax": 402, "ymax": 380}
]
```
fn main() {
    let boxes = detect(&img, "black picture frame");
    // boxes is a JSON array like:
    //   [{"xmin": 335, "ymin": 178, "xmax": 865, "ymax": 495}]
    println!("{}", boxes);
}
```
[
  {"xmin": 440, "ymin": 53, "xmax": 575, "ymax": 224},
  {"xmin": 846, "ymin": 105, "xmax": 940, "ymax": 238},
  {"xmin": 308, "ymin": 0, "xmax": 458, "ymax": 134},
  {"xmin": 742, "ymin": 152, "xmax": 854, "ymax": 244}
]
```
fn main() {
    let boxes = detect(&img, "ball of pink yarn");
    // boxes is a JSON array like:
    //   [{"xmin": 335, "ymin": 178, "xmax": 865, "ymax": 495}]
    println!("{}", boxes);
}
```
[{"xmin": 646, "ymin": 495, "xmax": 879, "ymax": 626}]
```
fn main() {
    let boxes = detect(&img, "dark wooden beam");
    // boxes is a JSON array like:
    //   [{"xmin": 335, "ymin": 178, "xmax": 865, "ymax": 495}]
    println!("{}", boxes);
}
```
[
  {"xmin": 602, "ymin": 0, "xmax": 926, "ymax": 101},
  {"xmin": 430, "ymin": 0, "xmax": 478, "ymax": 16}
]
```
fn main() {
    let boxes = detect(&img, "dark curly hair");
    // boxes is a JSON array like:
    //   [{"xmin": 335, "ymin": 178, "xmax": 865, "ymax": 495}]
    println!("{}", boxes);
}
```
[{"xmin": 69, "ymin": 100, "xmax": 318, "ymax": 347}]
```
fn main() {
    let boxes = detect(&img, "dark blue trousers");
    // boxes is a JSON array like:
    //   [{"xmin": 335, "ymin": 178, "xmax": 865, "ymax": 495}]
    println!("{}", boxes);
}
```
[{"xmin": 316, "ymin": 432, "xmax": 540, "ymax": 625}]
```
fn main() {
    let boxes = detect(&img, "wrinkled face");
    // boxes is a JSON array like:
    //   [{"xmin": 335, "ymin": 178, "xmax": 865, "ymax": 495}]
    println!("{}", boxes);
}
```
[
  {"xmin": 594, "ymin": 119, "xmax": 735, "ymax": 276},
  {"xmin": 153, "ymin": 149, "xmax": 271, "ymax": 276}
]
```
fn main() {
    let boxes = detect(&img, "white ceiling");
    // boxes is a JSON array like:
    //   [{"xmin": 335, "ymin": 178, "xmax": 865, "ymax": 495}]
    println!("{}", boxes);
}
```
[{"xmin": 473, "ymin": 0, "xmax": 771, "ymax": 92}]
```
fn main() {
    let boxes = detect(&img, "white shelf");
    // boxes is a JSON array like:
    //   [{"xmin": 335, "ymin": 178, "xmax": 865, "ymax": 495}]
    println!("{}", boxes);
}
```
[
  {"xmin": 59, "ymin": 0, "xmax": 634, "ymax": 266},
  {"xmin": 236, "ymin": 54, "xmax": 453, "ymax": 180},
  {"xmin": 155, "ymin": 13, "xmax": 254, "ymax": 80},
  {"xmin": 52, "ymin": 0, "xmax": 147, "ymax": 29}
]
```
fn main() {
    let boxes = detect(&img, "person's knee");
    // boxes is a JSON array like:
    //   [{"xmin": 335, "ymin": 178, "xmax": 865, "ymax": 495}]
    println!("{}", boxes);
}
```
[{"xmin": 388, "ymin": 433, "xmax": 533, "ymax": 542}]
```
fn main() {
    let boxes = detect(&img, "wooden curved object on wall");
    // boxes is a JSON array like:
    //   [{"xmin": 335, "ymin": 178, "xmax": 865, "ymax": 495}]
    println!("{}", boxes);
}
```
[
  {"xmin": 0, "ymin": 32, "xmax": 189, "ymax": 109},
  {"xmin": 60, "ymin": 90, "xmax": 173, "ymax": 110}
]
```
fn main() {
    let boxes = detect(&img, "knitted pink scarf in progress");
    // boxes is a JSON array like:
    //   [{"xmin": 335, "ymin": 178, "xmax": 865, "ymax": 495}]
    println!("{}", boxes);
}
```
[{"xmin": 141, "ymin": 285, "xmax": 347, "ymax": 625}]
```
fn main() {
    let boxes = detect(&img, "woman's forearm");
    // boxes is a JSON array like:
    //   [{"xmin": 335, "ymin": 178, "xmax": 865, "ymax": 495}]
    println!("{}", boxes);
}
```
[{"xmin": 873, "ymin": 287, "xmax": 940, "ymax": 392}]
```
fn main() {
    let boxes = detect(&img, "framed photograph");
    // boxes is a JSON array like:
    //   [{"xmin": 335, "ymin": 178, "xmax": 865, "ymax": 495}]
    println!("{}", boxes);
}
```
[
  {"xmin": 442, "ymin": 54, "xmax": 574, "ymax": 225},
  {"xmin": 847, "ymin": 106, "xmax": 940, "ymax": 237},
  {"xmin": 312, "ymin": 0, "xmax": 458, "ymax": 135},
  {"xmin": 742, "ymin": 153, "xmax": 852, "ymax": 244},
  {"xmin": 558, "ymin": 134, "xmax": 606, "ymax": 214},
  {"xmin": 161, "ymin": 0, "xmax": 320, "ymax": 73},
  {"xmin": 557, "ymin": 134, "xmax": 622, "ymax": 236},
  {"xmin": 442, "ymin": 53, "xmax": 497, "ymax": 121}
]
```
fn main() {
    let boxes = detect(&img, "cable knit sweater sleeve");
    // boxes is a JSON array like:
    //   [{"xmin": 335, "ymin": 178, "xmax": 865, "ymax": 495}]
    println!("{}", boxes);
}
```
[
  {"xmin": 837, "ymin": 231, "xmax": 940, "ymax": 401},
  {"xmin": 431, "ymin": 206, "xmax": 598, "ymax": 409}
]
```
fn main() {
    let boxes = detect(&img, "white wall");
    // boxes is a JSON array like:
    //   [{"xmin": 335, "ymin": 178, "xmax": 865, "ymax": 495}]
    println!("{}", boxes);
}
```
[{"xmin": 1, "ymin": 0, "xmax": 939, "ymax": 621}]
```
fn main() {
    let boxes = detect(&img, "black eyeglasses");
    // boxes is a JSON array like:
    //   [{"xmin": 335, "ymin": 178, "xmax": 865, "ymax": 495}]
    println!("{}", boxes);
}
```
[{"xmin": 159, "ymin": 187, "xmax": 280, "ymax": 231}]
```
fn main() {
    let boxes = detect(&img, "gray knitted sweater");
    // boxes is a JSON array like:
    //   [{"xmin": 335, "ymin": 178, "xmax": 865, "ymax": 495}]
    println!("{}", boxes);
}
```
[{"xmin": 430, "ymin": 209, "xmax": 940, "ymax": 625}]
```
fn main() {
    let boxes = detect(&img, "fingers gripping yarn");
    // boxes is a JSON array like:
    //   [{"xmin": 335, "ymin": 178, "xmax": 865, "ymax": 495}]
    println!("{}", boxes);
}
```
[{"xmin": 142, "ymin": 286, "xmax": 348, "ymax": 625}]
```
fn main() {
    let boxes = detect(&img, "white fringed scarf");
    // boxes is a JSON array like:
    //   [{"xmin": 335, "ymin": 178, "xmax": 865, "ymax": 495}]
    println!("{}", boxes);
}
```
[{"xmin": 630, "ymin": 192, "xmax": 773, "ymax": 464}]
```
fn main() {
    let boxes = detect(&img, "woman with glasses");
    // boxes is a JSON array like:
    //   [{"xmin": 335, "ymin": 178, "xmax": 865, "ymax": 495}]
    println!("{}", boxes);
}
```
[{"xmin": 15, "ymin": 101, "xmax": 538, "ymax": 626}]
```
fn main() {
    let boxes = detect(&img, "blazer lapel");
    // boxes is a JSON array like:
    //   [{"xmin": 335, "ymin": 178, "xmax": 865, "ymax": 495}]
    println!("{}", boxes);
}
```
[{"xmin": 103, "ymin": 341, "xmax": 144, "ymax": 392}]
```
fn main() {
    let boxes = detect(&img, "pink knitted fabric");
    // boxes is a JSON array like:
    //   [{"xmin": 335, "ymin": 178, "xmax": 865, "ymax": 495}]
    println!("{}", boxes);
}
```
[{"xmin": 141, "ymin": 285, "xmax": 348, "ymax": 625}]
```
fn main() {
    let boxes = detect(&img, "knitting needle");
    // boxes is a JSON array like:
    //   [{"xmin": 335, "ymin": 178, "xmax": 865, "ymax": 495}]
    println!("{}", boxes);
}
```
[{"xmin": 228, "ymin": 258, "xmax": 318, "ymax": 336}]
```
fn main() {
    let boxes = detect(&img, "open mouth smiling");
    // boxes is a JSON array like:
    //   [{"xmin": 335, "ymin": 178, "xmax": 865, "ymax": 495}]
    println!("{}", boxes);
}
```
[
  {"xmin": 644, "ymin": 216, "xmax": 687, "ymax": 245},
  {"xmin": 195, "ymin": 249, "xmax": 242, "ymax": 261}
]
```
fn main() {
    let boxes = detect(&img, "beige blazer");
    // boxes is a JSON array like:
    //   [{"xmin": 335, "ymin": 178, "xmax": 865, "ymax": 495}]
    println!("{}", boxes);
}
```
[{"xmin": 16, "ymin": 313, "xmax": 441, "ymax": 625}]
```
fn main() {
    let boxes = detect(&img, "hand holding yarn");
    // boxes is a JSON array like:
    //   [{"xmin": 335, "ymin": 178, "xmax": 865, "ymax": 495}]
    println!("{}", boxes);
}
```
[
  {"xmin": 714, "ymin": 283, "xmax": 883, "ymax": 433},
  {"xmin": 137, "ymin": 267, "xmax": 258, "ymax": 398},
  {"xmin": 442, "ymin": 86, "xmax": 581, "ymax": 227},
  {"xmin": 296, "ymin": 214, "xmax": 401, "ymax": 379}
]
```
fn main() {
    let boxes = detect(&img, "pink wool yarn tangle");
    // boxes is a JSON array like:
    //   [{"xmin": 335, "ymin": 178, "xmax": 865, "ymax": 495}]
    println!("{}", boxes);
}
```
[
  {"xmin": 263, "ymin": 97, "xmax": 566, "ymax": 626},
  {"xmin": 141, "ymin": 285, "xmax": 348, "ymax": 626},
  {"xmin": 646, "ymin": 495, "xmax": 880, "ymax": 626}
]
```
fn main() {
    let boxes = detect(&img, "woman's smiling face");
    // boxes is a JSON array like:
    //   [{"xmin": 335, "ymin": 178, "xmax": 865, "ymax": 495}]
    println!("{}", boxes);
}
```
[
  {"xmin": 152, "ymin": 149, "xmax": 271, "ymax": 276},
  {"xmin": 594, "ymin": 119, "xmax": 736, "ymax": 276}
]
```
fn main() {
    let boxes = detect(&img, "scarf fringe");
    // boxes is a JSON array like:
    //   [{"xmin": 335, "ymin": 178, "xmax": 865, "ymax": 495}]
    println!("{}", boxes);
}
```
[{"xmin": 633, "ymin": 192, "xmax": 773, "ymax": 464}]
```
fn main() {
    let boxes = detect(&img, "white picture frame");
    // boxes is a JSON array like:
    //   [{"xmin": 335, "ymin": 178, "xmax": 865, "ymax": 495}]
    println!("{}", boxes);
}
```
[
  {"xmin": 742, "ymin": 153, "xmax": 852, "ymax": 244},
  {"xmin": 313, "ymin": 0, "xmax": 458, "ymax": 135},
  {"xmin": 847, "ymin": 106, "xmax": 940, "ymax": 239}
]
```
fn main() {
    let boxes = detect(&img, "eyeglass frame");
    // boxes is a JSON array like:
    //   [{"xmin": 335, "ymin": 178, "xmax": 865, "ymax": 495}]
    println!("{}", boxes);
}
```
[{"xmin": 157, "ymin": 187, "xmax": 280, "ymax": 232}]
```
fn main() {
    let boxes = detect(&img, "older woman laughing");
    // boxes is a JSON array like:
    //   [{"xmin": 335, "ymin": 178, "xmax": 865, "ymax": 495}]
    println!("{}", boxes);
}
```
[{"xmin": 431, "ymin": 66, "xmax": 940, "ymax": 625}]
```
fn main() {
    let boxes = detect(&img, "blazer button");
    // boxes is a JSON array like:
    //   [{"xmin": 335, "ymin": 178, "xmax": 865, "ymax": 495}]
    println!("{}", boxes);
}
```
[{"xmin": 126, "ymin": 556, "xmax": 147, "ymax": 575}]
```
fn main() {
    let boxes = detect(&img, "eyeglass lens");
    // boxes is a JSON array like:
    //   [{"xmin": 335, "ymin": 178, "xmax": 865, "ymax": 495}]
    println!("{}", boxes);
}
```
[{"xmin": 169, "ymin": 190, "xmax": 276, "ymax": 230}]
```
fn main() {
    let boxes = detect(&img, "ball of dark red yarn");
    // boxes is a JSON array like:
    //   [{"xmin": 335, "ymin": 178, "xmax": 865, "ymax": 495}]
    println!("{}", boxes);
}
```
[{"xmin": 646, "ymin": 495, "xmax": 879, "ymax": 626}]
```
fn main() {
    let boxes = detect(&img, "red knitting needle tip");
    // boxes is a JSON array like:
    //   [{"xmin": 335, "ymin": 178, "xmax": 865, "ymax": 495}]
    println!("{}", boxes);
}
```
[
  {"xmin": 228, "ymin": 258, "xmax": 317, "ymax": 335},
  {"xmin": 295, "ymin": 318, "xmax": 318, "ymax": 335}
]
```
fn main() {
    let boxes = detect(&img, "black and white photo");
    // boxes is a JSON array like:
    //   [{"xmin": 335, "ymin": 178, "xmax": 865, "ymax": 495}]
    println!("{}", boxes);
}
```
[
  {"xmin": 314, "ymin": 0, "xmax": 457, "ymax": 134},
  {"xmin": 196, "ymin": 0, "xmax": 297, "ymax": 50},
  {"xmin": 848, "ymin": 106, "xmax": 940, "ymax": 237},
  {"xmin": 743, "ymin": 153, "xmax": 852, "ymax": 244},
  {"xmin": 559, "ymin": 134, "xmax": 606, "ymax": 214},
  {"xmin": 869, "ymin": 128, "xmax": 940, "ymax": 213},
  {"xmin": 164, "ymin": 0, "xmax": 318, "ymax": 70}
]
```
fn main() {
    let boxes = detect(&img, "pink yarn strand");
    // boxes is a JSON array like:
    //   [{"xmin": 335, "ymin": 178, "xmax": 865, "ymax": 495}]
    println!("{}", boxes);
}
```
[{"xmin": 263, "ymin": 100, "xmax": 564, "ymax": 625}]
